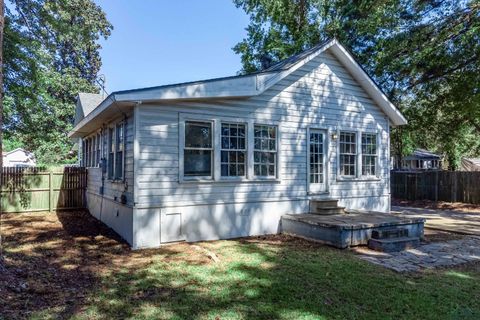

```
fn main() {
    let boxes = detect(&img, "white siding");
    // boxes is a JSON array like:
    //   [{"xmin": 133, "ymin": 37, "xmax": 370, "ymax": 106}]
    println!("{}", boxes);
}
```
[
  {"xmin": 134, "ymin": 49, "xmax": 391, "ymax": 246},
  {"xmin": 84, "ymin": 113, "xmax": 135, "ymax": 244}
]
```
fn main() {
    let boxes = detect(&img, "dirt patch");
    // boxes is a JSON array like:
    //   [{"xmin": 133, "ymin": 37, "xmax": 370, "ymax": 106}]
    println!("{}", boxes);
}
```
[
  {"xmin": 0, "ymin": 210, "xmax": 213, "ymax": 319},
  {"xmin": 392, "ymin": 199, "xmax": 480, "ymax": 213}
]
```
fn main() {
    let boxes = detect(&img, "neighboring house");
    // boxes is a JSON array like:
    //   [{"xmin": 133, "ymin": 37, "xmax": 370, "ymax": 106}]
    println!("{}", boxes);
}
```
[
  {"xmin": 2, "ymin": 148, "xmax": 37, "ymax": 167},
  {"xmin": 460, "ymin": 158, "xmax": 480, "ymax": 171},
  {"xmin": 69, "ymin": 39, "xmax": 407, "ymax": 249},
  {"xmin": 393, "ymin": 149, "xmax": 442, "ymax": 171}
]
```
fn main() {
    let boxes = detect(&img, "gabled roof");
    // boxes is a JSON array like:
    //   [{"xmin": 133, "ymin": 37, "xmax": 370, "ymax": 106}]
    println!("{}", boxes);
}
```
[
  {"xmin": 404, "ymin": 149, "xmax": 442, "ymax": 161},
  {"xmin": 3, "ymin": 148, "xmax": 35, "ymax": 158},
  {"xmin": 69, "ymin": 39, "xmax": 407, "ymax": 138},
  {"xmin": 74, "ymin": 93, "xmax": 104, "ymax": 126}
]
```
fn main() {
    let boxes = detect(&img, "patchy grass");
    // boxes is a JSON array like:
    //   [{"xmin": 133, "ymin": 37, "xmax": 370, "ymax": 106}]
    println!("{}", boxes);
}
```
[{"xmin": 1, "ymin": 211, "xmax": 480, "ymax": 319}]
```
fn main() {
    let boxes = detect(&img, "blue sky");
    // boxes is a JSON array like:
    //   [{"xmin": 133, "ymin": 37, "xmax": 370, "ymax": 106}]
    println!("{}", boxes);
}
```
[{"xmin": 95, "ymin": 1, "xmax": 250, "ymax": 93}]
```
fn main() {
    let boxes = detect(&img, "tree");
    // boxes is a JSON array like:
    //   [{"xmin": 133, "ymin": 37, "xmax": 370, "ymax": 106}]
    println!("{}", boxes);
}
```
[
  {"xmin": 0, "ymin": 0, "xmax": 4, "ymax": 266},
  {"xmin": 233, "ymin": 0, "xmax": 480, "ymax": 169},
  {"xmin": 3, "ymin": 0, "xmax": 112, "ymax": 164}
]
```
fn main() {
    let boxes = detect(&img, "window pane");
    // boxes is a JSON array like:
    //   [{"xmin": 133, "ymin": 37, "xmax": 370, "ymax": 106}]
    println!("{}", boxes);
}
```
[
  {"xmin": 361, "ymin": 133, "xmax": 377, "ymax": 176},
  {"xmin": 339, "ymin": 132, "xmax": 356, "ymax": 177},
  {"xmin": 253, "ymin": 125, "xmax": 277, "ymax": 177},
  {"xmin": 115, "ymin": 151, "xmax": 123, "ymax": 179},
  {"xmin": 309, "ymin": 132, "xmax": 324, "ymax": 184},
  {"xmin": 220, "ymin": 123, "xmax": 246, "ymax": 177},
  {"xmin": 116, "ymin": 124, "xmax": 124, "ymax": 152},
  {"xmin": 185, "ymin": 121, "xmax": 212, "ymax": 148},
  {"xmin": 184, "ymin": 150, "xmax": 212, "ymax": 176}
]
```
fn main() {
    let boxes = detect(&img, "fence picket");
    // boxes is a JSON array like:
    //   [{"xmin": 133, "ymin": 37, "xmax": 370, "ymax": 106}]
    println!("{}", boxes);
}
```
[
  {"xmin": 391, "ymin": 171, "xmax": 480, "ymax": 204},
  {"xmin": 1, "ymin": 167, "xmax": 87, "ymax": 213}
]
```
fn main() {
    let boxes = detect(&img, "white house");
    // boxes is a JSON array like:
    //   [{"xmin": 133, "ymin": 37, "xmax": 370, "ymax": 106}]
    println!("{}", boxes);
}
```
[
  {"xmin": 69, "ymin": 39, "xmax": 407, "ymax": 249},
  {"xmin": 2, "ymin": 148, "xmax": 37, "ymax": 167}
]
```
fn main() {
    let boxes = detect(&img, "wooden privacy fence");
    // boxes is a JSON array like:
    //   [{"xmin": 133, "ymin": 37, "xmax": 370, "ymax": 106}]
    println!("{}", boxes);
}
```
[
  {"xmin": 1, "ymin": 167, "xmax": 87, "ymax": 213},
  {"xmin": 391, "ymin": 171, "xmax": 480, "ymax": 204}
]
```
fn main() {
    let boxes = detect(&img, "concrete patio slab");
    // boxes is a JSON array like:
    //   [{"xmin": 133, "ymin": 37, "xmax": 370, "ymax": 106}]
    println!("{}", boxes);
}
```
[{"xmin": 391, "ymin": 206, "xmax": 480, "ymax": 235}]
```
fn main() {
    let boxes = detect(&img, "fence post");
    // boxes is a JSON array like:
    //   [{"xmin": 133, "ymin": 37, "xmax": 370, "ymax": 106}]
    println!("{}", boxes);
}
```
[{"xmin": 49, "ymin": 171, "xmax": 53, "ymax": 212}]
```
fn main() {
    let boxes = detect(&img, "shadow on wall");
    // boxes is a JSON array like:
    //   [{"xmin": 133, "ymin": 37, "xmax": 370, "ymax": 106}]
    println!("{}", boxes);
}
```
[{"xmin": 136, "ymin": 50, "xmax": 388, "ymax": 244}]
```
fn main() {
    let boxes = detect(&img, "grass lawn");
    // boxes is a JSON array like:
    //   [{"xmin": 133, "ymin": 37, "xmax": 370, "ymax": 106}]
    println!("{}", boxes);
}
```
[{"xmin": 1, "ymin": 211, "xmax": 479, "ymax": 319}]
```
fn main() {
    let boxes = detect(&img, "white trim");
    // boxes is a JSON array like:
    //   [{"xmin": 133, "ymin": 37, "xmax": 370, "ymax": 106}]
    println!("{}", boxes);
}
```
[
  {"xmin": 306, "ymin": 127, "xmax": 329, "ymax": 194},
  {"xmin": 359, "ymin": 130, "xmax": 379, "ymax": 179},
  {"xmin": 133, "ymin": 103, "xmax": 141, "ymax": 207},
  {"xmin": 337, "ymin": 130, "xmax": 358, "ymax": 179},
  {"xmin": 252, "ymin": 123, "xmax": 281, "ymax": 179},
  {"xmin": 219, "ymin": 121, "xmax": 248, "ymax": 179},
  {"xmin": 179, "ymin": 113, "xmax": 215, "ymax": 182}
]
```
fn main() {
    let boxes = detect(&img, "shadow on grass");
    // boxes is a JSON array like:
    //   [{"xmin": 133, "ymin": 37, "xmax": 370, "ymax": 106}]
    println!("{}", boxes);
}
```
[{"xmin": 2, "ymin": 212, "xmax": 480, "ymax": 320}]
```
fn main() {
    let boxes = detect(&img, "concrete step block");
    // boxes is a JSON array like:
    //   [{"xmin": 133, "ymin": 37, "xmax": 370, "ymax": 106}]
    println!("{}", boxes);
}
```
[
  {"xmin": 368, "ymin": 237, "xmax": 420, "ymax": 252},
  {"xmin": 311, "ymin": 207, "xmax": 345, "ymax": 215},
  {"xmin": 311, "ymin": 199, "xmax": 339, "ymax": 209},
  {"xmin": 372, "ymin": 228, "xmax": 409, "ymax": 239}
]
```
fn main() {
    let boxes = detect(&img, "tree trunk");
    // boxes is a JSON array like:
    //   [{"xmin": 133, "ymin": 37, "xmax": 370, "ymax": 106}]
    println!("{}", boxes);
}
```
[
  {"xmin": 0, "ymin": 0, "xmax": 4, "ymax": 169},
  {"xmin": 0, "ymin": 0, "xmax": 4, "ymax": 263}
]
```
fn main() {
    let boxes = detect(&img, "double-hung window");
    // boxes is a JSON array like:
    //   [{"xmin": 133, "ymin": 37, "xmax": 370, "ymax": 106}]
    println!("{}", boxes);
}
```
[
  {"xmin": 221, "ymin": 123, "xmax": 246, "ymax": 177},
  {"xmin": 184, "ymin": 121, "xmax": 213, "ymax": 178},
  {"xmin": 92, "ymin": 136, "xmax": 97, "ymax": 167},
  {"xmin": 362, "ymin": 133, "xmax": 377, "ymax": 176},
  {"xmin": 115, "ymin": 123, "xmax": 124, "ymax": 179},
  {"xmin": 254, "ymin": 125, "xmax": 277, "ymax": 177},
  {"xmin": 339, "ymin": 132, "xmax": 356, "ymax": 177},
  {"xmin": 96, "ymin": 133, "xmax": 101, "ymax": 166},
  {"xmin": 108, "ymin": 128, "xmax": 114, "ymax": 179}
]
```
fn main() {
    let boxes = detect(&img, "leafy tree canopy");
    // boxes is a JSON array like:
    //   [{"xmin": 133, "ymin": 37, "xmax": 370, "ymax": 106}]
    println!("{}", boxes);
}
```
[
  {"xmin": 4, "ymin": 0, "xmax": 112, "ymax": 165},
  {"xmin": 233, "ymin": 0, "xmax": 480, "ymax": 169}
]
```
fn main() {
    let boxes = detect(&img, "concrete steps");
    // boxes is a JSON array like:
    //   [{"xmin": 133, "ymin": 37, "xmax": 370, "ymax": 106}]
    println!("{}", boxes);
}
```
[
  {"xmin": 368, "ymin": 237, "xmax": 420, "ymax": 252},
  {"xmin": 310, "ymin": 199, "xmax": 345, "ymax": 215},
  {"xmin": 368, "ymin": 227, "xmax": 420, "ymax": 252}
]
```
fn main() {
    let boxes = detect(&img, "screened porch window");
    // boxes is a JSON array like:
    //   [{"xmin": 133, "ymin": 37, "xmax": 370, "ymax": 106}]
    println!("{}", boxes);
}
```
[
  {"xmin": 339, "ymin": 132, "xmax": 356, "ymax": 176},
  {"xmin": 115, "ymin": 123, "xmax": 124, "ymax": 180},
  {"xmin": 362, "ymin": 133, "xmax": 377, "ymax": 176},
  {"xmin": 107, "ymin": 127, "xmax": 114, "ymax": 179},
  {"xmin": 96, "ymin": 133, "xmax": 101, "ymax": 166},
  {"xmin": 253, "ymin": 125, "xmax": 277, "ymax": 177},
  {"xmin": 221, "ymin": 123, "xmax": 246, "ymax": 177},
  {"xmin": 184, "ymin": 121, "xmax": 213, "ymax": 178}
]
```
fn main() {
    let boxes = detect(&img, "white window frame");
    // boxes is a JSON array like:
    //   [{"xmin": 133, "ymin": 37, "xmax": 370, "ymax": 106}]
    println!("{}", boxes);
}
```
[
  {"xmin": 336, "ymin": 129, "xmax": 381, "ymax": 181},
  {"xmin": 220, "ymin": 121, "xmax": 248, "ymax": 179},
  {"xmin": 105, "ymin": 120, "xmax": 126, "ymax": 182},
  {"xmin": 253, "ymin": 123, "xmax": 279, "ymax": 179},
  {"xmin": 179, "ymin": 113, "xmax": 281, "ymax": 183},
  {"xmin": 337, "ymin": 130, "xmax": 357, "ymax": 178},
  {"xmin": 107, "ymin": 127, "xmax": 115, "ymax": 179},
  {"xmin": 179, "ymin": 114, "xmax": 216, "ymax": 182},
  {"xmin": 114, "ymin": 122, "xmax": 125, "ymax": 180},
  {"xmin": 360, "ymin": 131, "xmax": 379, "ymax": 177},
  {"xmin": 307, "ymin": 126, "xmax": 329, "ymax": 194},
  {"xmin": 96, "ymin": 132, "xmax": 101, "ymax": 167}
]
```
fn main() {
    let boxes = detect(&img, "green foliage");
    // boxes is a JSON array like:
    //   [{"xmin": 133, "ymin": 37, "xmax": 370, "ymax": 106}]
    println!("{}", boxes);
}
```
[
  {"xmin": 2, "ymin": 136, "xmax": 22, "ymax": 152},
  {"xmin": 234, "ymin": 0, "xmax": 480, "ymax": 169},
  {"xmin": 4, "ymin": 0, "xmax": 112, "ymax": 164}
]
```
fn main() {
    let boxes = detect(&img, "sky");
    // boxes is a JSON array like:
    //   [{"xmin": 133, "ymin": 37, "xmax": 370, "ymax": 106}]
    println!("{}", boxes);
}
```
[{"xmin": 94, "ymin": 1, "xmax": 250, "ymax": 94}]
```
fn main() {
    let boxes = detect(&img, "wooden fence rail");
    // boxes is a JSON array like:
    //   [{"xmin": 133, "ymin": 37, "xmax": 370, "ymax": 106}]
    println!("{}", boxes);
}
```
[
  {"xmin": 391, "ymin": 171, "xmax": 480, "ymax": 204},
  {"xmin": 1, "ymin": 167, "xmax": 87, "ymax": 213}
]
